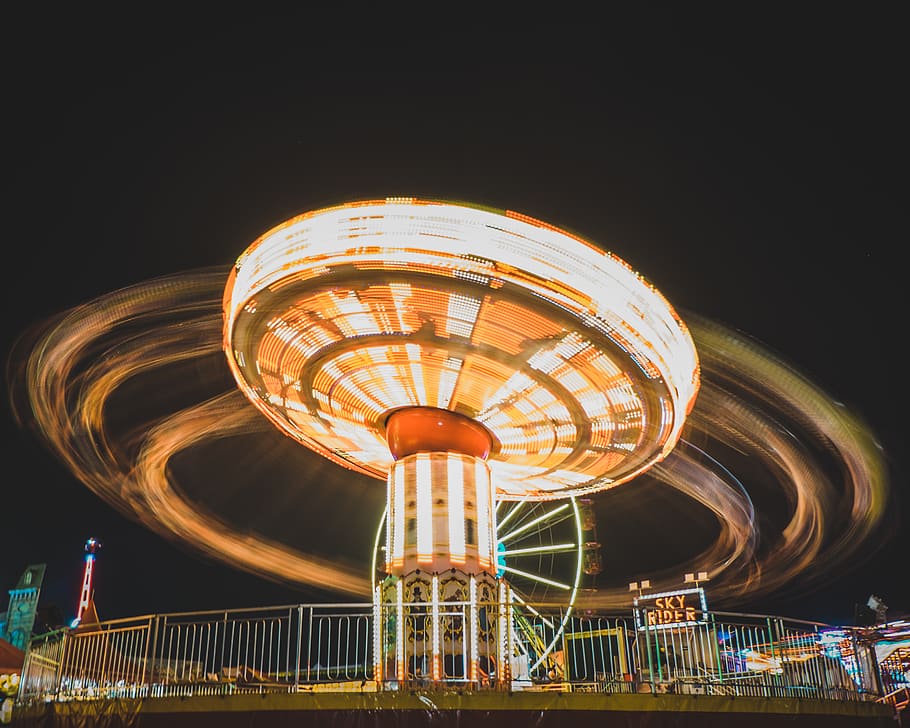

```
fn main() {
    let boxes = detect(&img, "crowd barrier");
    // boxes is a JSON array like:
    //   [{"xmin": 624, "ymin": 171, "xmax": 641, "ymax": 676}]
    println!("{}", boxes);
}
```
[{"xmin": 16, "ymin": 602, "xmax": 890, "ymax": 705}]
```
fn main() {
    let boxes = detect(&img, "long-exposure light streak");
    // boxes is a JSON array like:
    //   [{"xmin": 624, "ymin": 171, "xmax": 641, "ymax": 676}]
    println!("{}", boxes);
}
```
[{"xmin": 7, "ymin": 224, "xmax": 891, "ymax": 609}]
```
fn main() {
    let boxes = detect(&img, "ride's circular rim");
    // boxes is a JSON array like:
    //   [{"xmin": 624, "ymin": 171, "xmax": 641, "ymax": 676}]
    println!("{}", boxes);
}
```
[{"xmin": 224, "ymin": 197, "xmax": 700, "ymax": 499}]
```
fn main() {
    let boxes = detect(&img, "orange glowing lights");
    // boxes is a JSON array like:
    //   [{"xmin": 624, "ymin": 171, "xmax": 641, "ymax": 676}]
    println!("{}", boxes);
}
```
[
  {"xmin": 223, "ymin": 198, "xmax": 701, "ymax": 500},
  {"xmin": 12, "ymin": 258, "xmax": 890, "ymax": 607}
]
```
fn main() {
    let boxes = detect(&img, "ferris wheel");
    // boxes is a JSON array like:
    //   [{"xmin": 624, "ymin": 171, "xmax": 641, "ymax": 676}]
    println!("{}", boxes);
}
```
[{"xmin": 372, "ymin": 496, "xmax": 585, "ymax": 674}]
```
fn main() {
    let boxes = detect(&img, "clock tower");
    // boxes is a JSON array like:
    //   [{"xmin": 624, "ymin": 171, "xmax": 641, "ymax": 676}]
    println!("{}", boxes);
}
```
[{"xmin": 0, "ymin": 564, "xmax": 46, "ymax": 650}]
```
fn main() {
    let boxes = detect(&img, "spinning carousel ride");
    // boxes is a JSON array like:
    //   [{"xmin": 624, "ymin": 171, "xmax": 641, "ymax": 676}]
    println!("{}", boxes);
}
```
[{"xmin": 222, "ymin": 198, "xmax": 700, "ymax": 685}]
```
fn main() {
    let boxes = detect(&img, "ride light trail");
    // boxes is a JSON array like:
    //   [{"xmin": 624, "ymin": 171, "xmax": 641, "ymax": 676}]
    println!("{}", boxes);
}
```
[{"xmin": 7, "ymin": 231, "xmax": 890, "ymax": 610}]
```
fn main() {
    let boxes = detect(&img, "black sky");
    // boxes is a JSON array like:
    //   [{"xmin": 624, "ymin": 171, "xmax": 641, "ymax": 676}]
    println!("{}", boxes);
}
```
[{"xmin": 2, "ymin": 8, "xmax": 905, "ymax": 627}]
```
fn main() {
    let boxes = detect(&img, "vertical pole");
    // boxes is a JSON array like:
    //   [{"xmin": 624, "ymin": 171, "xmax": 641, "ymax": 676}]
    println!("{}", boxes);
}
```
[
  {"xmin": 295, "ymin": 605, "xmax": 303, "ymax": 691},
  {"xmin": 154, "ymin": 615, "xmax": 165, "ymax": 697},
  {"xmin": 617, "ymin": 622, "xmax": 628, "ymax": 678},
  {"xmin": 497, "ymin": 581, "xmax": 512, "ymax": 687},
  {"xmin": 306, "ymin": 606, "xmax": 315, "ymax": 684},
  {"xmin": 654, "ymin": 623, "xmax": 664, "ymax": 683},
  {"xmin": 17, "ymin": 636, "xmax": 32, "ymax": 702},
  {"xmin": 431, "ymin": 575, "xmax": 441, "ymax": 681},
  {"xmin": 283, "ymin": 608, "xmax": 291, "ymax": 690},
  {"xmin": 53, "ymin": 631, "xmax": 69, "ymax": 700},
  {"xmin": 712, "ymin": 614, "xmax": 724, "ymax": 688},
  {"xmin": 219, "ymin": 612, "xmax": 227, "ymax": 695},
  {"xmin": 814, "ymin": 625, "xmax": 832, "ymax": 700},
  {"xmin": 469, "ymin": 576, "xmax": 479, "ymax": 684},
  {"xmin": 372, "ymin": 588, "xmax": 383, "ymax": 687},
  {"xmin": 396, "ymin": 580, "xmax": 405, "ymax": 684},
  {"xmin": 506, "ymin": 584, "xmax": 514, "ymax": 685},
  {"xmin": 640, "ymin": 616, "xmax": 650, "ymax": 689},
  {"xmin": 869, "ymin": 639, "xmax": 885, "ymax": 698},
  {"xmin": 765, "ymin": 617, "xmax": 778, "ymax": 697},
  {"xmin": 139, "ymin": 616, "xmax": 152, "ymax": 697}
]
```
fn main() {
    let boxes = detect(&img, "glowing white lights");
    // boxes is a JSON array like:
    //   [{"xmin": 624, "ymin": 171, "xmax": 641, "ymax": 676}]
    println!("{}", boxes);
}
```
[
  {"xmin": 396, "ymin": 579, "xmax": 405, "ymax": 682},
  {"xmin": 469, "ymin": 576, "xmax": 479, "ymax": 682},
  {"xmin": 498, "ymin": 580, "xmax": 510, "ymax": 680},
  {"xmin": 392, "ymin": 461, "xmax": 405, "ymax": 570},
  {"xmin": 416, "ymin": 455, "xmax": 432, "ymax": 562},
  {"xmin": 224, "ymin": 198, "xmax": 700, "ymax": 499},
  {"xmin": 447, "ymin": 457, "xmax": 466, "ymax": 563},
  {"xmin": 386, "ymin": 452, "xmax": 496, "ymax": 574},
  {"xmin": 475, "ymin": 459, "xmax": 493, "ymax": 569},
  {"xmin": 499, "ymin": 503, "xmax": 570, "ymax": 544},
  {"xmin": 431, "ymin": 574, "xmax": 441, "ymax": 681},
  {"xmin": 372, "ymin": 586, "xmax": 383, "ymax": 681}
]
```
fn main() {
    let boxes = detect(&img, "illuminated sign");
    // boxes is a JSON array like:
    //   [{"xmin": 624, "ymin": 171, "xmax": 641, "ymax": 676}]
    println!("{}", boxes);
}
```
[{"xmin": 634, "ymin": 587, "xmax": 708, "ymax": 630}]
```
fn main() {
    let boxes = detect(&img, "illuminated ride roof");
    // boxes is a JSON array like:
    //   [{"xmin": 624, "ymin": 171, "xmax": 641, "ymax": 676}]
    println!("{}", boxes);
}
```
[{"xmin": 223, "ymin": 198, "xmax": 700, "ymax": 500}]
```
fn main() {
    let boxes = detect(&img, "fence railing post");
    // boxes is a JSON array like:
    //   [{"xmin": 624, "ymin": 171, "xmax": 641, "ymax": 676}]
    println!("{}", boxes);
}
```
[
  {"xmin": 295, "ymin": 605, "xmax": 303, "ymax": 691},
  {"xmin": 711, "ymin": 614, "xmax": 724, "ymax": 690},
  {"xmin": 52, "ymin": 630, "xmax": 69, "ymax": 701},
  {"xmin": 148, "ymin": 615, "xmax": 160, "ymax": 697}
]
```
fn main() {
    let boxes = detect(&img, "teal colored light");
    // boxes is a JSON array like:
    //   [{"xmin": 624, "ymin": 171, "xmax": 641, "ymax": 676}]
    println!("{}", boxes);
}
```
[{"xmin": 496, "ymin": 541, "xmax": 506, "ymax": 577}]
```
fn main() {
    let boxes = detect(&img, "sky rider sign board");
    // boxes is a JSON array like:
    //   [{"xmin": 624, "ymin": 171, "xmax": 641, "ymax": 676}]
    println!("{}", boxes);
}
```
[{"xmin": 634, "ymin": 587, "xmax": 708, "ymax": 630}]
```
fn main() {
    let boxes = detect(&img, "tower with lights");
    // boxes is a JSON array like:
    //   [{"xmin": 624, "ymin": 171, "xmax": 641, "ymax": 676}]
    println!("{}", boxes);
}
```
[
  {"xmin": 73, "ymin": 538, "xmax": 100, "ymax": 627},
  {"xmin": 222, "ymin": 198, "xmax": 699, "ymax": 687}
]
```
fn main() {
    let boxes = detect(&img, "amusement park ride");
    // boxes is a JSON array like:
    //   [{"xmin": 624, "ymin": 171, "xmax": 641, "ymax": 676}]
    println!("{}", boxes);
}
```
[
  {"xmin": 11, "ymin": 198, "xmax": 906, "ymax": 727},
  {"xmin": 70, "ymin": 539, "xmax": 100, "ymax": 629},
  {"xmin": 222, "ymin": 197, "xmax": 700, "ymax": 685}
]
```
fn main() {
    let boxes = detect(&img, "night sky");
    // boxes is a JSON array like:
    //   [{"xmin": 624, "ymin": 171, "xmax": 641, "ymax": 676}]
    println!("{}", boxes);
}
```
[{"xmin": 2, "ymin": 9, "xmax": 905, "ymax": 628}]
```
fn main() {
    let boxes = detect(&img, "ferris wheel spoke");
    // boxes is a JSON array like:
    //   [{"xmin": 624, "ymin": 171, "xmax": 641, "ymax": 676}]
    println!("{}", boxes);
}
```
[
  {"xmin": 511, "ymin": 592, "xmax": 555, "ymax": 629},
  {"xmin": 496, "ymin": 500, "xmax": 527, "ymax": 530},
  {"xmin": 498, "ymin": 564, "xmax": 572, "ymax": 591},
  {"xmin": 500, "ymin": 543, "xmax": 577, "ymax": 557},
  {"xmin": 498, "ymin": 503, "xmax": 570, "ymax": 544},
  {"xmin": 507, "ymin": 510, "xmax": 576, "ymax": 540}
]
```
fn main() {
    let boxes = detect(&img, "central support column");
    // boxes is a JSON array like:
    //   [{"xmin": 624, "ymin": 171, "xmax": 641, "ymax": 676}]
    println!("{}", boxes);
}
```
[
  {"xmin": 386, "ymin": 451, "xmax": 496, "ymax": 575},
  {"xmin": 375, "ymin": 407, "xmax": 510, "ymax": 687}
]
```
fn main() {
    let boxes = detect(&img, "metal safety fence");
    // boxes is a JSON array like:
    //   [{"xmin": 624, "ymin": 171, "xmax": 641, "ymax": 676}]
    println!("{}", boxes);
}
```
[{"xmin": 16, "ymin": 602, "xmax": 886, "ymax": 705}]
